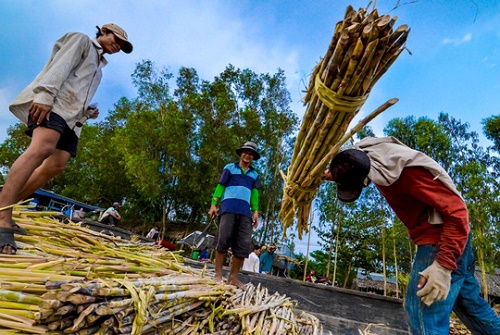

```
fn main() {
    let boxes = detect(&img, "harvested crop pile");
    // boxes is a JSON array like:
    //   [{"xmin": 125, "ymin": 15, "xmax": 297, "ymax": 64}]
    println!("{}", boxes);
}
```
[
  {"xmin": 0, "ymin": 209, "xmax": 323, "ymax": 334},
  {"xmin": 279, "ymin": 4, "xmax": 409, "ymax": 238}
]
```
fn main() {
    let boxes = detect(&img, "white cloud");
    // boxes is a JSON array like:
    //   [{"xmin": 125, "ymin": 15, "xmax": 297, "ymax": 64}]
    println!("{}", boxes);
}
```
[{"xmin": 442, "ymin": 33, "xmax": 472, "ymax": 46}]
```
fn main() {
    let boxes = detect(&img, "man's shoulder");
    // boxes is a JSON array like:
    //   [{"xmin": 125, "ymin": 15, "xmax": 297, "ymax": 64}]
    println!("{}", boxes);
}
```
[
  {"xmin": 53, "ymin": 32, "xmax": 94, "ymax": 56},
  {"xmin": 222, "ymin": 162, "xmax": 242, "ymax": 175},
  {"xmin": 247, "ymin": 168, "xmax": 259, "ymax": 178},
  {"xmin": 223, "ymin": 162, "xmax": 238, "ymax": 170},
  {"xmin": 59, "ymin": 32, "xmax": 92, "ymax": 44}
]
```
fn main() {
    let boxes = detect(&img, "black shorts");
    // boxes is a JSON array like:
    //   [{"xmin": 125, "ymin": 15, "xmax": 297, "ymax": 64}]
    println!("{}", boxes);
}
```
[
  {"xmin": 26, "ymin": 112, "xmax": 79, "ymax": 157},
  {"xmin": 214, "ymin": 213, "xmax": 253, "ymax": 258}
]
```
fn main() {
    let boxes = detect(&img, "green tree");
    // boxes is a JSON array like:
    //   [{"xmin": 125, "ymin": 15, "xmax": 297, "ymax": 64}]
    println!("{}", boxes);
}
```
[
  {"xmin": 0, "ymin": 123, "xmax": 31, "ymax": 168},
  {"xmin": 66, "ymin": 60, "xmax": 299, "ymax": 234},
  {"xmin": 483, "ymin": 115, "xmax": 500, "ymax": 153}
]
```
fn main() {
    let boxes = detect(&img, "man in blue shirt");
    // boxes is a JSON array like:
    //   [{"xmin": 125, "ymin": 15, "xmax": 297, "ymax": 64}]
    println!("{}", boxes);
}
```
[
  {"xmin": 208, "ymin": 142, "xmax": 261, "ymax": 289},
  {"xmin": 260, "ymin": 244, "xmax": 277, "ymax": 274}
]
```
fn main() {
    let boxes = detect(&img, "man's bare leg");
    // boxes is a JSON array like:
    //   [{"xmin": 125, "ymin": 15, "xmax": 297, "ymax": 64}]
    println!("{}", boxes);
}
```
[
  {"xmin": 214, "ymin": 250, "xmax": 226, "ymax": 283},
  {"xmin": 227, "ymin": 256, "xmax": 245, "ymax": 289},
  {"xmin": 16, "ymin": 150, "xmax": 71, "ymax": 201},
  {"xmin": 0, "ymin": 127, "xmax": 61, "ymax": 253}
]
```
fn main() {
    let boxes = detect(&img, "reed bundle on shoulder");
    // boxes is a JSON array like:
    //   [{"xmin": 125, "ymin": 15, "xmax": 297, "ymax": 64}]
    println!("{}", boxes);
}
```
[{"xmin": 280, "ymin": 4, "xmax": 410, "ymax": 238}]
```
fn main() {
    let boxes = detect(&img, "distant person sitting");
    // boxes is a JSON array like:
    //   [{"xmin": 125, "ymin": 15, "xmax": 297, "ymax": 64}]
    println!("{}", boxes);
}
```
[
  {"xmin": 242, "ymin": 244, "xmax": 261, "ymax": 273},
  {"xmin": 99, "ymin": 202, "xmax": 121, "ymax": 226},
  {"xmin": 146, "ymin": 226, "xmax": 159, "ymax": 240}
]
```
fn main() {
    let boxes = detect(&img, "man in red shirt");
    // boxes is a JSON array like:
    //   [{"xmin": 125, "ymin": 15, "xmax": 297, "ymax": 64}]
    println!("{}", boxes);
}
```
[{"xmin": 326, "ymin": 136, "xmax": 500, "ymax": 334}]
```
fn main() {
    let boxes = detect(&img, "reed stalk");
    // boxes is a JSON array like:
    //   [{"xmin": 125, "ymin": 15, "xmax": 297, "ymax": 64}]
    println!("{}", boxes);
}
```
[{"xmin": 2, "ymin": 203, "xmax": 323, "ymax": 334}]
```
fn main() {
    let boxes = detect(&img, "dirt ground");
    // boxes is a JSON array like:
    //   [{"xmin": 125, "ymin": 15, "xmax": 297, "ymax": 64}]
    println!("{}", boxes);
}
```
[
  {"xmin": 449, "ymin": 319, "xmax": 471, "ymax": 335},
  {"xmin": 449, "ymin": 305, "xmax": 500, "ymax": 335}
]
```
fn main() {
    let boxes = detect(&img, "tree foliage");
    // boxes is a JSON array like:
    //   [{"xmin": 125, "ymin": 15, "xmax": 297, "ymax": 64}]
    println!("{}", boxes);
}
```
[
  {"xmin": 483, "ymin": 115, "xmax": 500, "ymax": 153},
  {"xmin": 0, "ymin": 61, "xmax": 299, "ymax": 237}
]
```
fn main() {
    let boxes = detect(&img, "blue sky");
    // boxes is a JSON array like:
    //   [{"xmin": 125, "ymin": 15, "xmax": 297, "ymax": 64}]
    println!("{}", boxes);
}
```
[{"xmin": 1, "ymin": 0, "xmax": 499, "ymax": 254}]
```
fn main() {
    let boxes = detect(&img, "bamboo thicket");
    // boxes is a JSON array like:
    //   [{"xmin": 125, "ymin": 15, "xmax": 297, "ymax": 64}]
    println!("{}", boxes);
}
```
[{"xmin": 279, "ymin": 4, "xmax": 409, "ymax": 238}]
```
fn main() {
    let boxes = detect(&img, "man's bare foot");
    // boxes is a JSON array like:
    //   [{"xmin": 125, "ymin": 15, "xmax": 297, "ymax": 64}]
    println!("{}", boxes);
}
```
[
  {"xmin": 214, "ymin": 275, "xmax": 224, "ymax": 284},
  {"xmin": 0, "ymin": 226, "xmax": 17, "ymax": 254},
  {"xmin": 1, "ymin": 246, "xmax": 15, "ymax": 254},
  {"xmin": 227, "ymin": 279, "xmax": 246, "ymax": 290}
]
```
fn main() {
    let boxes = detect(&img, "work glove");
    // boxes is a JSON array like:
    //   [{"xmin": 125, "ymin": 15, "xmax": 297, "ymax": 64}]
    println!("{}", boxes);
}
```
[{"xmin": 416, "ymin": 261, "xmax": 452, "ymax": 306}]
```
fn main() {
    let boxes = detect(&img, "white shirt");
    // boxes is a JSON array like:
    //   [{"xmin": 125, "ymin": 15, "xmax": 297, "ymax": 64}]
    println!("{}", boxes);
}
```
[
  {"xmin": 100, "ymin": 207, "xmax": 120, "ymax": 221},
  {"xmin": 73, "ymin": 209, "xmax": 86, "ymax": 219},
  {"xmin": 146, "ymin": 228, "xmax": 158, "ymax": 239},
  {"xmin": 242, "ymin": 252, "xmax": 260, "ymax": 273},
  {"xmin": 9, "ymin": 32, "xmax": 107, "ymax": 137}
]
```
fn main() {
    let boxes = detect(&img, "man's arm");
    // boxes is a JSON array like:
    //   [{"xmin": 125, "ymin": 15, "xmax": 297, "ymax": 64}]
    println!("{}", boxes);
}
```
[
  {"xmin": 251, "ymin": 188, "xmax": 259, "ymax": 227},
  {"xmin": 109, "ymin": 210, "xmax": 121, "ymax": 220},
  {"xmin": 208, "ymin": 184, "xmax": 225, "ymax": 218},
  {"xmin": 400, "ymin": 168, "xmax": 469, "ymax": 270},
  {"xmin": 31, "ymin": 33, "xmax": 90, "ymax": 124},
  {"xmin": 253, "ymin": 256, "xmax": 260, "ymax": 273}
]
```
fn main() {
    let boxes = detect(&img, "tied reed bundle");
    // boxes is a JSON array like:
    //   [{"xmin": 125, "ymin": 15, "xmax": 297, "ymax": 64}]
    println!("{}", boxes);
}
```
[{"xmin": 280, "ymin": 4, "xmax": 409, "ymax": 238}]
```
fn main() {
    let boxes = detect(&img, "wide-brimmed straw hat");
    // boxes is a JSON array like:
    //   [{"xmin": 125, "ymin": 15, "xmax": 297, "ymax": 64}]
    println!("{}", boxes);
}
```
[
  {"xmin": 97, "ymin": 23, "xmax": 133, "ymax": 53},
  {"xmin": 236, "ymin": 142, "xmax": 260, "ymax": 160}
]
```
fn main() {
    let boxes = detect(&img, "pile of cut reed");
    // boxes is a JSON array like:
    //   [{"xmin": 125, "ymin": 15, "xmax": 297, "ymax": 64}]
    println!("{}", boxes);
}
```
[
  {"xmin": 0, "ymin": 209, "xmax": 324, "ymax": 334},
  {"xmin": 280, "ymin": 4, "xmax": 409, "ymax": 238}
]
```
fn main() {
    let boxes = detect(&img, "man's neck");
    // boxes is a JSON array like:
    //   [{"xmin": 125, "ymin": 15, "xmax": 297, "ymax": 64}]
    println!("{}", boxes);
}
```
[{"xmin": 239, "ymin": 160, "xmax": 250, "ymax": 170}]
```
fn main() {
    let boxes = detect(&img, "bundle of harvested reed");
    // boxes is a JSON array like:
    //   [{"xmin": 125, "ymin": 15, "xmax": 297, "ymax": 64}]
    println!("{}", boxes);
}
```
[
  {"xmin": 280, "ymin": 4, "xmax": 409, "ymax": 238},
  {"xmin": 0, "ymin": 210, "xmax": 324, "ymax": 334}
]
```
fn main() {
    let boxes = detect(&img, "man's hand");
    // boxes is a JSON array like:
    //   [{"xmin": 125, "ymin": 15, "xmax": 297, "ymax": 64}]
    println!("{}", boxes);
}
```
[
  {"xmin": 322, "ymin": 169, "xmax": 333, "ymax": 181},
  {"xmin": 29, "ymin": 103, "xmax": 52, "ymax": 125},
  {"xmin": 252, "ymin": 211, "xmax": 259, "ymax": 229},
  {"xmin": 416, "ymin": 261, "xmax": 452, "ymax": 306},
  {"xmin": 88, "ymin": 106, "xmax": 99, "ymax": 119},
  {"xmin": 208, "ymin": 204, "xmax": 218, "ymax": 219}
]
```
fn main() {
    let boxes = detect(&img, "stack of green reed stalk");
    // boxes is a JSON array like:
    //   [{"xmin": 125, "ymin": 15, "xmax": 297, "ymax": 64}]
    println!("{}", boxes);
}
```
[
  {"xmin": 0, "ymin": 210, "xmax": 323, "ymax": 334},
  {"xmin": 280, "ymin": 4, "xmax": 410, "ymax": 238}
]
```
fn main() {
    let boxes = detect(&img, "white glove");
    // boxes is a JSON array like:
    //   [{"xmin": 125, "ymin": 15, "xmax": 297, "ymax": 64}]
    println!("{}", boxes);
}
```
[{"xmin": 416, "ymin": 261, "xmax": 452, "ymax": 306}]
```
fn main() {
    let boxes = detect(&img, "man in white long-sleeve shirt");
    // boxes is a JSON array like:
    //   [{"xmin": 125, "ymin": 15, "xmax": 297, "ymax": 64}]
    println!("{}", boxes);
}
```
[
  {"xmin": 0, "ymin": 23, "xmax": 133, "ymax": 254},
  {"xmin": 242, "ymin": 245, "xmax": 261, "ymax": 273}
]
